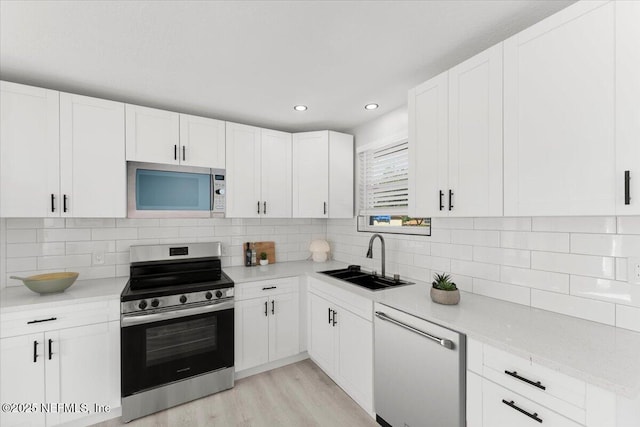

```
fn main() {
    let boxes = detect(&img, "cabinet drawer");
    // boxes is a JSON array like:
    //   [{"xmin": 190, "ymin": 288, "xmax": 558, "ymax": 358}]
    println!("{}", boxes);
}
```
[
  {"xmin": 483, "ymin": 345, "xmax": 586, "ymax": 424},
  {"xmin": 483, "ymin": 379, "xmax": 582, "ymax": 427},
  {"xmin": 308, "ymin": 277, "xmax": 372, "ymax": 321},
  {"xmin": 235, "ymin": 277, "xmax": 298, "ymax": 301},
  {"xmin": 0, "ymin": 300, "xmax": 118, "ymax": 339}
]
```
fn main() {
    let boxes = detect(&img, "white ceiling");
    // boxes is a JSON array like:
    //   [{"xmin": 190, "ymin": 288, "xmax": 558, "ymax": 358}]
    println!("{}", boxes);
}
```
[{"xmin": 0, "ymin": 0, "xmax": 574, "ymax": 133}]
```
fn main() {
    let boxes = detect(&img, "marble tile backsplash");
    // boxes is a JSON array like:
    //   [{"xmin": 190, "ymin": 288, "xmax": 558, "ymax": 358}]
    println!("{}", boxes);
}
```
[
  {"xmin": 326, "ymin": 216, "xmax": 640, "ymax": 332},
  {"xmin": 0, "ymin": 217, "xmax": 326, "ymax": 288}
]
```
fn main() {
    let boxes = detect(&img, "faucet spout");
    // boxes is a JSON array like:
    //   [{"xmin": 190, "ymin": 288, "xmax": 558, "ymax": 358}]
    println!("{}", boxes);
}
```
[{"xmin": 367, "ymin": 233, "xmax": 386, "ymax": 277}]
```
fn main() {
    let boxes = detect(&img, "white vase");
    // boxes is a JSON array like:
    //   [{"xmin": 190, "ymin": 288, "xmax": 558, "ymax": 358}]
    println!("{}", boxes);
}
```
[{"xmin": 259, "ymin": 259, "xmax": 268, "ymax": 266}]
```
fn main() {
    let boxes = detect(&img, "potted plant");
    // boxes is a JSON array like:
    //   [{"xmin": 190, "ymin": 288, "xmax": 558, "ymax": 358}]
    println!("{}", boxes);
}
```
[
  {"xmin": 259, "ymin": 252, "xmax": 269, "ymax": 266},
  {"xmin": 430, "ymin": 273, "xmax": 460, "ymax": 305}
]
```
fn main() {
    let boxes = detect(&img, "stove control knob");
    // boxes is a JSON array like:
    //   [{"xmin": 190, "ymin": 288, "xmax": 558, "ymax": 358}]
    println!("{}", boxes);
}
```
[
  {"xmin": 215, "ymin": 290, "xmax": 223, "ymax": 298},
  {"xmin": 205, "ymin": 292, "xmax": 213, "ymax": 300},
  {"xmin": 151, "ymin": 299, "xmax": 159, "ymax": 308},
  {"xmin": 138, "ymin": 300, "xmax": 148, "ymax": 310},
  {"xmin": 180, "ymin": 295, "xmax": 187, "ymax": 304}
]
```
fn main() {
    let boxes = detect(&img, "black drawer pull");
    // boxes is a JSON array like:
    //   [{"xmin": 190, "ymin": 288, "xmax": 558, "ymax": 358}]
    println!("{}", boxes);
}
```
[
  {"xmin": 625, "ymin": 170, "xmax": 631, "ymax": 205},
  {"xmin": 505, "ymin": 370, "xmax": 546, "ymax": 390},
  {"xmin": 48, "ymin": 339, "xmax": 53, "ymax": 360},
  {"xmin": 264, "ymin": 301, "xmax": 268, "ymax": 317},
  {"xmin": 33, "ymin": 340, "xmax": 39, "ymax": 363},
  {"xmin": 439, "ymin": 190, "xmax": 444, "ymax": 211},
  {"xmin": 27, "ymin": 317, "xmax": 57, "ymax": 325},
  {"xmin": 262, "ymin": 286, "xmax": 277, "ymax": 290},
  {"xmin": 502, "ymin": 399, "xmax": 543, "ymax": 423}
]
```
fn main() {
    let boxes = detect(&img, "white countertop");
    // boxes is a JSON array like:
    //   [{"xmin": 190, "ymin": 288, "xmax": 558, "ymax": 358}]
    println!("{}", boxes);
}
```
[{"xmin": 2, "ymin": 260, "xmax": 639, "ymax": 398}]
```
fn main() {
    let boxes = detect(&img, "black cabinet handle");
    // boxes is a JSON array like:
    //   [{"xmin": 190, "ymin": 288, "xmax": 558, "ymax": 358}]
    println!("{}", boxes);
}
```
[
  {"xmin": 271, "ymin": 300, "xmax": 275, "ymax": 315},
  {"xmin": 264, "ymin": 301, "xmax": 268, "ymax": 317},
  {"xmin": 439, "ymin": 190, "xmax": 444, "ymax": 211},
  {"xmin": 262, "ymin": 286, "xmax": 277, "ymax": 290},
  {"xmin": 51, "ymin": 194, "xmax": 55, "ymax": 212},
  {"xmin": 504, "ymin": 370, "xmax": 546, "ymax": 390},
  {"xmin": 323, "ymin": 202, "xmax": 327, "ymax": 215},
  {"xmin": 257, "ymin": 201, "xmax": 261, "ymax": 214},
  {"xmin": 182, "ymin": 146, "xmax": 186, "ymax": 161},
  {"xmin": 33, "ymin": 340, "xmax": 38, "ymax": 363},
  {"xmin": 263, "ymin": 201, "xmax": 267, "ymax": 215},
  {"xmin": 63, "ymin": 194, "xmax": 68, "ymax": 213},
  {"xmin": 174, "ymin": 144, "xmax": 177, "ymax": 160},
  {"xmin": 27, "ymin": 317, "xmax": 57, "ymax": 325},
  {"xmin": 48, "ymin": 339, "xmax": 53, "ymax": 360},
  {"xmin": 448, "ymin": 189, "xmax": 453, "ymax": 211},
  {"xmin": 328, "ymin": 308, "xmax": 332, "ymax": 324},
  {"xmin": 625, "ymin": 170, "xmax": 631, "ymax": 205},
  {"xmin": 332, "ymin": 309, "xmax": 337, "ymax": 326},
  {"xmin": 501, "ymin": 399, "xmax": 542, "ymax": 423}
]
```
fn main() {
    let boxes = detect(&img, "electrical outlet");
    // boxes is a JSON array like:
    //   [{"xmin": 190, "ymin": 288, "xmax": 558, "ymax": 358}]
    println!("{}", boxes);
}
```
[
  {"xmin": 629, "ymin": 257, "xmax": 640, "ymax": 284},
  {"xmin": 93, "ymin": 251, "xmax": 105, "ymax": 265}
]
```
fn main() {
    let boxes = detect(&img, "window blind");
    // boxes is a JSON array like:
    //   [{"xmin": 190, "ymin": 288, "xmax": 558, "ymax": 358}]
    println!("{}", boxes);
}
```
[{"xmin": 358, "ymin": 140, "xmax": 409, "ymax": 215}]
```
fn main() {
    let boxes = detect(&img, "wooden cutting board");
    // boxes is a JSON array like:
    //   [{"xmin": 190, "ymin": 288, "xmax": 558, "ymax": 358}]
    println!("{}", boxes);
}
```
[{"xmin": 244, "ymin": 241, "xmax": 276, "ymax": 265}]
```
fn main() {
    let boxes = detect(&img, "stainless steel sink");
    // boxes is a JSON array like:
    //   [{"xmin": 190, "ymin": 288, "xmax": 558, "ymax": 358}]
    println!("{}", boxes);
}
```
[{"xmin": 319, "ymin": 266, "xmax": 413, "ymax": 291}]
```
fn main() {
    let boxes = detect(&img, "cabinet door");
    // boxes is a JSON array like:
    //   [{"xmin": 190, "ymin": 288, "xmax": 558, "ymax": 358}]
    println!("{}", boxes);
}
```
[
  {"xmin": 292, "ymin": 131, "xmax": 329, "ymax": 218},
  {"xmin": 179, "ymin": 114, "xmax": 225, "ymax": 169},
  {"xmin": 268, "ymin": 293, "xmax": 299, "ymax": 362},
  {"xmin": 226, "ymin": 122, "xmax": 261, "ymax": 218},
  {"xmin": 0, "ymin": 82, "xmax": 60, "ymax": 217},
  {"xmin": 504, "ymin": 1, "xmax": 615, "ymax": 216},
  {"xmin": 328, "ymin": 132, "xmax": 354, "ymax": 218},
  {"xmin": 59, "ymin": 93, "xmax": 126, "ymax": 218},
  {"xmin": 307, "ymin": 293, "xmax": 335, "ymax": 373},
  {"xmin": 45, "ymin": 323, "xmax": 115, "ymax": 425},
  {"xmin": 125, "ymin": 104, "xmax": 179, "ymax": 164},
  {"xmin": 408, "ymin": 72, "xmax": 448, "ymax": 218},
  {"xmin": 467, "ymin": 370, "xmax": 483, "ymax": 427},
  {"xmin": 261, "ymin": 129, "xmax": 292, "ymax": 218},
  {"xmin": 448, "ymin": 43, "xmax": 503, "ymax": 217},
  {"xmin": 615, "ymin": 0, "xmax": 640, "ymax": 215},
  {"xmin": 0, "ymin": 334, "xmax": 46, "ymax": 427},
  {"xmin": 335, "ymin": 308, "xmax": 373, "ymax": 414},
  {"xmin": 234, "ymin": 298, "xmax": 269, "ymax": 371}
]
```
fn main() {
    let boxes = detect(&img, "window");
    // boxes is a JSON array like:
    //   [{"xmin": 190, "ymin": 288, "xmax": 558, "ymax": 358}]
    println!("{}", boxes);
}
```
[{"xmin": 358, "ymin": 139, "xmax": 430, "ymax": 235}]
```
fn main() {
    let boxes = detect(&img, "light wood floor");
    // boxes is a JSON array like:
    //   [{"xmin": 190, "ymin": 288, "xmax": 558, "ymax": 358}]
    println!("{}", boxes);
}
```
[{"xmin": 94, "ymin": 359, "xmax": 378, "ymax": 427}]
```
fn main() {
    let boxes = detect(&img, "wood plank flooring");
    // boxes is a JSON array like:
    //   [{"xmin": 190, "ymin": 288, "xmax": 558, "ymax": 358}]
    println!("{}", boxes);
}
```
[{"xmin": 93, "ymin": 359, "xmax": 378, "ymax": 427}]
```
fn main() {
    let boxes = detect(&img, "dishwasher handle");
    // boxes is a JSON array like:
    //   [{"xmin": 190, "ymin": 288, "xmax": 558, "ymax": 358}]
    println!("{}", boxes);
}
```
[{"xmin": 375, "ymin": 311, "xmax": 454, "ymax": 350}]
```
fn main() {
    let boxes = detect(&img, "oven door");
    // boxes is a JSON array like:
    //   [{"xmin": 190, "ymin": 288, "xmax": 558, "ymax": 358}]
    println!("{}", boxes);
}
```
[{"xmin": 121, "ymin": 300, "xmax": 233, "ymax": 397}]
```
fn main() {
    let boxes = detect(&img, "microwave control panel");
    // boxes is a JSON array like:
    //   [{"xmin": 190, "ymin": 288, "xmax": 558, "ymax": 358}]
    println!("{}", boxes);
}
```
[{"xmin": 212, "ymin": 168, "xmax": 226, "ymax": 217}]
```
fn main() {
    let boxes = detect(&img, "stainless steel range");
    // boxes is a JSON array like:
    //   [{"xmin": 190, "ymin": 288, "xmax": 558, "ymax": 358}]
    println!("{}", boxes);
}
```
[{"xmin": 120, "ymin": 242, "xmax": 234, "ymax": 423}]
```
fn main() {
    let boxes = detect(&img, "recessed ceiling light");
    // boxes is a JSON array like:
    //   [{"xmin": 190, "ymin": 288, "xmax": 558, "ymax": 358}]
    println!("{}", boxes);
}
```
[
  {"xmin": 293, "ymin": 105, "xmax": 307, "ymax": 111},
  {"xmin": 364, "ymin": 103, "xmax": 379, "ymax": 110}
]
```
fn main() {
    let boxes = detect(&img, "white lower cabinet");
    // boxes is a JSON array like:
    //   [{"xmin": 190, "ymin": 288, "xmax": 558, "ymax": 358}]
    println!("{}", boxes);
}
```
[
  {"xmin": 0, "ymin": 303, "xmax": 120, "ymax": 427},
  {"xmin": 307, "ymin": 278, "xmax": 373, "ymax": 416},
  {"xmin": 234, "ymin": 278, "xmax": 300, "ymax": 372},
  {"xmin": 467, "ymin": 337, "xmax": 640, "ymax": 427}
]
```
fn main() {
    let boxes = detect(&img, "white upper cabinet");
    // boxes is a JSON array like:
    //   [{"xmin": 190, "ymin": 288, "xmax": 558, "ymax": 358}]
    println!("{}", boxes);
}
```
[
  {"xmin": 60, "ymin": 93, "xmax": 126, "ymax": 218},
  {"xmin": 293, "ymin": 131, "xmax": 353, "ymax": 218},
  {"xmin": 226, "ymin": 122, "xmax": 262, "ymax": 218},
  {"xmin": 179, "ymin": 114, "xmax": 225, "ymax": 169},
  {"xmin": 615, "ymin": 0, "xmax": 640, "ymax": 215},
  {"xmin": 260, "ymin": 128, "xmax": 292, "ymax": 218},
  {"xmin": 409, "ymin": 43, "xmax": 503, "ymax": 218},
  {"xmin": 448, "ymin": 43, "xmax": 503, "ymax": 217},
  {"xmin": 125, "ymin": 104, "xmax": 180, "ymax": 165},
  {"xmin": 126, "ymin": 105, "xmax": 226, "ymax": 169},
  {"xmin": 408, "ymin": 72, "xmax": 448, "ymax": 218},
  {"xmin": 0, "ymin": 82, "xmax": 60, "ymax": 218},
  {"xmin": 504, "ymin": 1, "xmax": 616, "ymax": 216},
  {"xmin": 226, "ymin": 123, "xmax": 292, "ymax": 218}
]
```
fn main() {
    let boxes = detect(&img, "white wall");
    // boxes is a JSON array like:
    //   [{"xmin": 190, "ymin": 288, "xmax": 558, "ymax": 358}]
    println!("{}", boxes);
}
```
[
  {"xmin": 327, "ymin": 106, "xmax": 640, "ymax": 332},
  {"xmin": 0, "ymin": 217, "xmax": 325, "ymax": 288},
  {"xmin": 351, "ymin": 105, "xmax": 408, "ymax": 148}
]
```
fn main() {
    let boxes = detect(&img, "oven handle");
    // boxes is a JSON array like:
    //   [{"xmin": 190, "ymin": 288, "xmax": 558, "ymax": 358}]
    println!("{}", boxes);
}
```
[{"xmin": 121, "ymin": 300, "xmax": 234, "ymax": 327}]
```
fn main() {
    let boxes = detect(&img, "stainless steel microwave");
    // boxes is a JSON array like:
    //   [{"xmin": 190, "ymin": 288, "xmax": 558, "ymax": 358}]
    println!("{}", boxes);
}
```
[{"xmin": 127, "ymin": 162, "xmax": 225, "ymax": 218}]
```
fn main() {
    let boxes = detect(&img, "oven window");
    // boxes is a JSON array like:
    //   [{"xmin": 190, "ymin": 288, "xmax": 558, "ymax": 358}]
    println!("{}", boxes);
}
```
[{"xmin": 146, "ymin": 317, "xmax": 217, "ymax": 366}]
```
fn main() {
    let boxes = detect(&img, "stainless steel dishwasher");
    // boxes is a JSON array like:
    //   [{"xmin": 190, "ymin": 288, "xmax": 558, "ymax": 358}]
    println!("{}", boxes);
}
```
[{"xmin": 374, "ymin": 302, "xmax": 466, "ymax": 427}]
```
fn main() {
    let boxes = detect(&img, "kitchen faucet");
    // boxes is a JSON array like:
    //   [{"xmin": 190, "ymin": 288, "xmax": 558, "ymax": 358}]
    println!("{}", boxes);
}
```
[{"xmin": 366, "ymin": 233, "xmax": 385, "ymax": 277}]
